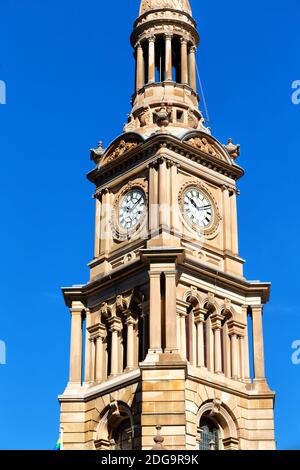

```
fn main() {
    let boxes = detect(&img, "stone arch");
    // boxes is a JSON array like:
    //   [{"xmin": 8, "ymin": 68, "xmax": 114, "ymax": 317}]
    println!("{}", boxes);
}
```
[
  {"xmin": 94, "ymin": 401, "xmax": 134, "ymax": 450},
  {"xmin": 183, "ymin": 288, "xmax": 202, "ymax": 308},
  {"xmin": 197, "ymin": 400, "xmax": 239, "ymax": 450},
  {"xmin": 200, "ymin": 295, "xmax": 220, "ymax": 315}
]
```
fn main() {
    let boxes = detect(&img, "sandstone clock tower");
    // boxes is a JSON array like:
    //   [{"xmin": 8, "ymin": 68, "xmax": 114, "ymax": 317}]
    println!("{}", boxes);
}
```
[{"xmin": 59, "ymin": 0, "xmax": 276, "ymax": 450}]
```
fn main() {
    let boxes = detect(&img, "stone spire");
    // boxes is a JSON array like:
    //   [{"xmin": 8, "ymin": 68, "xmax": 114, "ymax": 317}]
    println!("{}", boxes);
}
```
[{"xmin": 124, "ymin": 0, "xmax": 209, "ymax": 138}]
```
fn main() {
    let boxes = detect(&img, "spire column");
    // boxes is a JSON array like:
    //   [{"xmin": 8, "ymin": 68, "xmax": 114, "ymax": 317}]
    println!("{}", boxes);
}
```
[
  {"xmin": 188, "ymin": 45, "xmax": 197, "ymax": 91},
  {"xmin": 136, "ymin": 42, "xmax": 145, "ymax": 91},
  {"xmin": 165, "ymin": 33, "xmax": 173, "ymax": 81},
  {"xmin": 180, "ymin": 38, "xmax": 188, "ymax": 84},
  {"xmin": 148, "ymin": 36, "xmax": 156, "ymax": 83}
]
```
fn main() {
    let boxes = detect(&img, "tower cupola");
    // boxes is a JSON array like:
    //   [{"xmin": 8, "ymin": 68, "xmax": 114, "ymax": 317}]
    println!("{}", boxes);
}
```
[{"xmin": 125, "ymin": 0, "xmax": 207, "ymax": 137}]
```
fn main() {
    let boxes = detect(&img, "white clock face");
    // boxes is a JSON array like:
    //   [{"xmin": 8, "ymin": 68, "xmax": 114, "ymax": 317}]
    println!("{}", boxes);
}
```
[
  {"xmin": 183, "ymin": 188, "xmax": 212, "ymax": 229},
  {"xmin": 119, "ymin": 189, "xmax": 146, "ymax": 230}
]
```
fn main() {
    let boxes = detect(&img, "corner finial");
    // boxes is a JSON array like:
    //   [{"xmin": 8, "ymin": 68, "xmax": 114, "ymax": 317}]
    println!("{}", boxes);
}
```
[{"xmin": 152, "ymin": 426, "xmax": 167, "ymax": 450}]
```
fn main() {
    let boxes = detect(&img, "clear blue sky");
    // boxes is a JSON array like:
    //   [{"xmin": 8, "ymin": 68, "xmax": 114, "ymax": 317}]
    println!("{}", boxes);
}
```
[{"xmin": 0, "ymin": 0, "xmax": 299, "ymax": 450}]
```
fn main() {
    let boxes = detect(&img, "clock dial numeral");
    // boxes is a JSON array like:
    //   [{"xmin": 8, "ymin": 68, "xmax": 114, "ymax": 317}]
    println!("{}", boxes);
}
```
[
  {"xmin": 119, "ymin": 190, "xmax": 146, "ymax": 230},
  {"xmin": 183, "ymin": 188, "xmax": 213, "ymax": 229}
]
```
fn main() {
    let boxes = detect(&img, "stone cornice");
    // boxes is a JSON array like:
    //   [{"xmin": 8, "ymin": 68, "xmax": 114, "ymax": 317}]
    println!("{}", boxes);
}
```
[
  {"xmin": 62, "ymin": 254, "xmax": 271, "ymax": 309},
  {"xmin": 87, "ymin": 134, "xmax": 244, "ymax": 186},
  {"xmin": 59, "ymin": 369, "xmax": 141, "ymax": 403}
]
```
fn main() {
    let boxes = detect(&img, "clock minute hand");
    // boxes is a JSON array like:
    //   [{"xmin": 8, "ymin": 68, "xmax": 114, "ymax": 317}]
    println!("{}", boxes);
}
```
[{"xmin": 197, "ymin": 204, "xmax": 211, "ymax": 211}]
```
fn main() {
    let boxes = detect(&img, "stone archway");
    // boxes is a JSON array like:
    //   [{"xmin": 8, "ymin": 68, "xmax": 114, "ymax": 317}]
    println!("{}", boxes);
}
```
[
  {"xmin": 94, "ymin": 401, "xmax": 134, "ymax": 450},
  {"xmin": 197, "ymin": 400, "xmax": 239, "ymax": 450}
]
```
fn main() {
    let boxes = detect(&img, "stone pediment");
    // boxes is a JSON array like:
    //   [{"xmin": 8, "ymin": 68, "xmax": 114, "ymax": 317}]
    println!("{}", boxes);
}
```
[
  {"xmin": 183, "ymin": 133, "xmax": 232, "ymax": 164},
  {"xmin": 101, "ymin": 134, "xmax": 143, "ymax": 167}
]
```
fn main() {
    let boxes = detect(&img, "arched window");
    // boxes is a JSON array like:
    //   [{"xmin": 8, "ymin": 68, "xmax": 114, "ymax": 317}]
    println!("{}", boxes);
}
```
[
  {"xmin": 199, "ymin": 417, "xmax": 220, "ymax": 450},
  {"xmin": 112, "ymin": 418, "xmax": 133, "ymax": 450}
]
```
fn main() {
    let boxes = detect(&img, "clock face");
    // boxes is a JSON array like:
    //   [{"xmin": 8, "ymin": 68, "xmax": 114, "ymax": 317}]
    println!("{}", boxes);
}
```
[
  {"xmin": 183, "ymin": 188, "xmax": 213, "ymax": 229},
  {"xmin": 119, "ymin": 189, "xmax": 146, "ymax": 230}
]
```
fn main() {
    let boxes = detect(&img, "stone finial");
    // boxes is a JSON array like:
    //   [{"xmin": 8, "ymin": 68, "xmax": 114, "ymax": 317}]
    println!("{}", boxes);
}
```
[
  {"xmin": 90, "ymin": 140, "xmax": 105, "ymax": 163},
  {"xmin": 152, "ymin": 426, "xmax": 166, "ymax": 450},
  {"xmin": 225, "ymin": 138, "xmax": 240, "ymax": 160}
]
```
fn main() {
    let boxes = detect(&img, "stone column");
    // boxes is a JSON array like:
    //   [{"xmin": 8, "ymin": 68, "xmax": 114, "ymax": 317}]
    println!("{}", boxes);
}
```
[
  {"xmin": 194, "ymin": 308, "xmax": 205, "ymax": 367},
  {"xmin": 222, "ymin": 186, "xmax": 232, "ymax": 252},
  {"xmin": 205, "ymin": 316, "xmax": 214, "ymax": 372},
  {"xmin": 180, "ymin": 38, "xmax": 188, "ymax": 84},
  {"xmin": 136, "ymin": 42, "xmax": 145, "ymax": 91},
  {"xmin": 148, "ymin": 36, "xmax": 156, "ymax": 83},
  {"xmin": 94, "ymin": 197, "xmax": 101, "ymax": 258},
  {"xmin": 141, "ymin": 301, "xmax": 149, "ymax": 359},
  {"xmin": 252, "ymin": 306, "xmax": 266, "ymax": 380},
  {"xmin": 158, "ymin": 158, "xmax": 169, "ymax": 229},
  {"xmin": 95, "ymin": 325, "xmax": 106, "ymax": 382},
  {"xmin": 230, "ymin": 333, "xmax": 240, "ymax": 380},
  {"xmin": 69, "ymin": 303, "xmax": 83, "ymax": 384},
  {"xmin": 84, "ymin": 310, "xmax": 92, "ymax": 384},
  {"xmin": 149, "ymin": 269, "xmax": 162, "ymax": 353},
  {"xmin": 188, "ymin": 45, "xmax": 197, "ymax": 91},
  {"xmin": 180, "ymin": 312, "xmax": 187, "ymax": 360},
  {"xmin": 223, "ymin": 322, "xmax": 231, "ymax": 378},
  {"xmin": 242, "ymin": 305, "xmax": 250, "ymax": 381},
  {"xmin": 126, "ymin": 316, "xmax": 136, "ymax": 370},
  {"xmin": 165, "ymin": 33, "xmax": 173, "ymax": 81},
  {"xmin": 109, "ymin": 318, "xmax": 122, "ymax": 376},
  {"xmin": 211, "ymin": 315, "xmax": 224, "ymax": 374},
  {"xmin": 164, "ymin": 269, "xmax": 178, "ymax": 354},
  {"xmin": 230, "ymin": 190, "xmax": 239, "ymax": 255},
  {"xmin": 101, "ymin": 188, "xmax": 112, "ymax": 255},
  {"xmin": 148, "ymin": 162, "xmax": 159, "ymax": 236}
]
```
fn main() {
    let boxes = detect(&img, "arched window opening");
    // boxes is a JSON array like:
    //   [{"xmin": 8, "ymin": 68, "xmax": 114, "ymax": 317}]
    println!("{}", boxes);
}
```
[
  {"xmin": 186, "ymin": 304, "xmax": 193, "ymax": 361},
  {"xmin": 155, "ymin": 35, "xmax": 165, "ymax": 82},
  {"xmin": 172, "ymin": 36, "xmax": 181, "ymax": 82},
  {"xmin": 112, "ymin": 418, "xmax": 133, "ymax": 450},
  {"xmin": 199, "ymin": 416, "xmax": 220, "ymax": 450},
  {"xmin": 143, "ymin": 42, "xmax": 149, "ymax": 84}
]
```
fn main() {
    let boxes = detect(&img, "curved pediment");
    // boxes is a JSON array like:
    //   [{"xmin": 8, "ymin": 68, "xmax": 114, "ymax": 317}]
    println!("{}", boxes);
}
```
[
  {"xmin": 100, "ymin": 133, "xmax": 144, "ymax": 167},
  {"xmin": 182, "ymin": 131, "xmax": 233, "ymax": 165}
]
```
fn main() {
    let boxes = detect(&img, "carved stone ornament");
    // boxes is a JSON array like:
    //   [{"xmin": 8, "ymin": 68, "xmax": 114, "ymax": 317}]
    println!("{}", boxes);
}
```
[
  {"xmin": 103, "ymin": 139, "xmax": 140, "ymax": 165},
  {"xmin": 178, "ymin": 180, "xmax": 222, "ymax": 239},
  {"xmin": 139, "ymin": 108, "xmax": 152, "ymax": 127},
  {"xmin": 186, "ymin": 136, "xmax": 225, "ymax": 160},
  {"xmin": 123, "ymin": 114, "xmax": 138, "ymax": 132},
  {"xmin": 90, "ymin": 141, "xmax": 105, "ymax": 164},
  {"xmin": 224, "ymin": 138, "xmax": 240, "ymax": 160},
  {"xmin": 153, "ymin": 105, "xmax": 172, "ymax": 129}
]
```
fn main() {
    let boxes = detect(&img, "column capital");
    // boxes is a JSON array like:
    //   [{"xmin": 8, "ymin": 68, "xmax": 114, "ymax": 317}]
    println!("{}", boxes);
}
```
[
  {"xmin": 194, "ymin": 307, "xmax": 206, "ymax": 323},
  {"xmin": 136, "ymin": 41, "xmax": 143, "ymax": 49},
  {"xmin": 211, "ymin": 313, "xmax": 224, "ymax": 330},
  {"xmin": 228, "ymin": 319, "xmax": 246, "ymax": 337},
  {"xmin": 164, "ymin": 32, "xmax": 173, "ymax": 40},
  {"xmin": 70, "ymin": 302, "xmax": 85, "ymax": 315},
  {"xmin": 147, "ymin": 35, "xmax": 156, "ymax": 43},
  {"xmin": 108, "ymin": 316, "xmax": 122, "ymax": 333},
  {"xmin": 88, "ymin": 322, "xmax": 106, "ymax": 340},
  {"xmin": 125, "ymin": 315, "xmax": 137, "ymax": 327},
  {"xmin": 251, "ymin": 304, "xmax": 263, "ymax": 312},
  {"xmin": 189, "ymin": 45, "xmax": 197, "ymax": 53},
  {"xmin": 180, "ymin": 37, "xmax": 188, "ymax": 45}
]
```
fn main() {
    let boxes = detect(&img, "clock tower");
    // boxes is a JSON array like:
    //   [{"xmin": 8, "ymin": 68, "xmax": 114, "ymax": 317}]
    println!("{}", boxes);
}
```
[{"xmin": 59, "ymin": 0, "xmax": 276, "ymax": 450}]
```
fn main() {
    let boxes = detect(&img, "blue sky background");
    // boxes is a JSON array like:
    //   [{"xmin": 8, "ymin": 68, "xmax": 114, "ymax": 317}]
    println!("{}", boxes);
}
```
[{"xmin": 0, "ymin": 0, "xmax": 299, "ymax": 450}]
